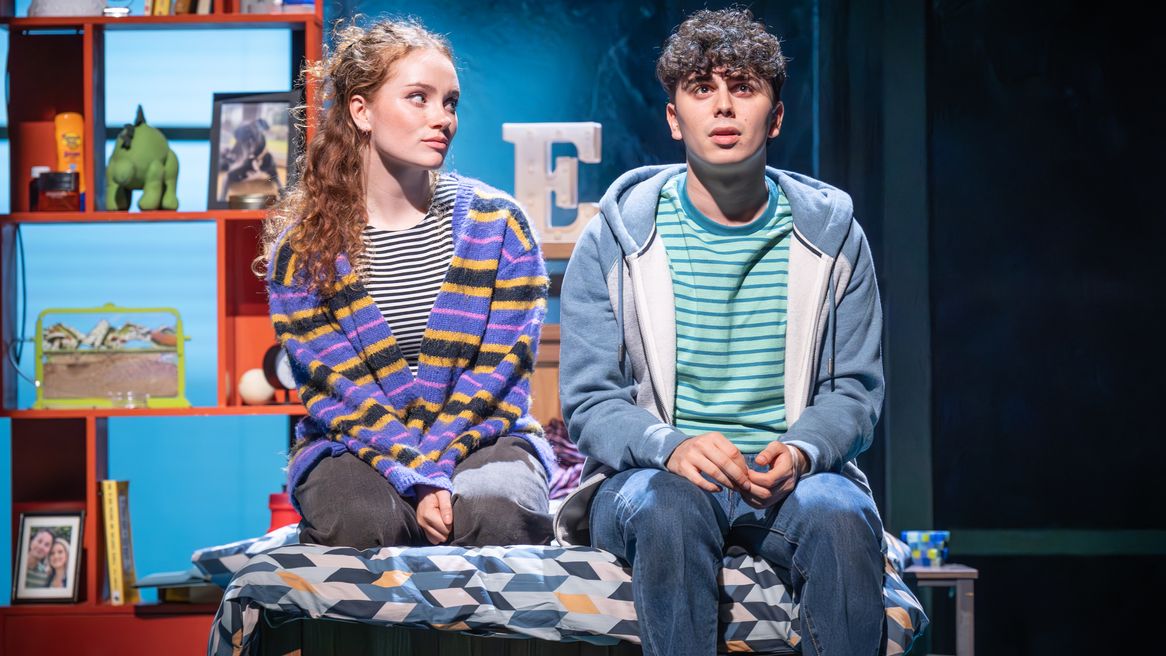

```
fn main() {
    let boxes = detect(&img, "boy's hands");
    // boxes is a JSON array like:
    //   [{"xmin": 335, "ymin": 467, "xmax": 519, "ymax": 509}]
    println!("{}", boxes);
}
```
[
  {"xmin": 666, "ymin": 432, "xmax": 754, "ymax": 494},
  {"xmin": 742, "ymin": 441, "xmax": 809, "ymax": 509},
  {"xmin": 665, "ymin": 434, "xmax": 810, "ymax": 509},
  {"xmin": 415, "ymin": 486, "xmax": 453, "ymax": 544}
]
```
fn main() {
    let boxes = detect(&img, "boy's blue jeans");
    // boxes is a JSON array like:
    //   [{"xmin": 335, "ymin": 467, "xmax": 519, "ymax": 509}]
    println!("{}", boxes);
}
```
[{"xmin": 589, "ymin": 459, "xmax": 885, "ymax": 656}]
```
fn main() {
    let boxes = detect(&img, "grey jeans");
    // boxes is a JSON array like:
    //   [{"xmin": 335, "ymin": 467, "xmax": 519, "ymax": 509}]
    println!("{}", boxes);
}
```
[{"xmin": 295, "ymin": 436, "xmax": 552, "ymax": 548}]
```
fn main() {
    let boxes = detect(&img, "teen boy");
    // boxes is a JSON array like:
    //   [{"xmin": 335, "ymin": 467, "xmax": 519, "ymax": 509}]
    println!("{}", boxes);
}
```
[{"xmin": 555, "ymin": 8, "xmax": 888, "ymax": 655}]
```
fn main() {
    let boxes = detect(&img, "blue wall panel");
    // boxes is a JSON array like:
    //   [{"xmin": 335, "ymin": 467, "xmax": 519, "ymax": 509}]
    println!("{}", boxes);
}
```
[
  {"xmin": 1, "ymin": 23, "xmax": 7, "ymax": 213},
  {"xmin": 0, "ymin": 141, "xmax": 9, "ymax": 214},
  {"xmin": 0, "ymin": 418, "xmax": 10, "ymax": 606},
  {"xmin": 12, "ymin": 223, "xmax": 218, "ymax": 409},
  {"xmin": 104, "ymin": 30, "xmax": 292, "ymax": 129},
  {"xmin": 107, "ymin": 415, "xmax": 288, "ymax": 601},
  {"xmin": 351, "ymin": 0, "xmax": 819, "ymax": 221},
  {"xmin": 1, "ymin": 28, "xmax": 7, "ymax": 126}
]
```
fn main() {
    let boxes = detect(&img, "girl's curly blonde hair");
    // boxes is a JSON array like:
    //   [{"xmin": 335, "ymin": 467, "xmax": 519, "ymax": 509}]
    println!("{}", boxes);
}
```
[{"xmin": 253, "ymin": 17, "xmax": 453, "ymax": 295}]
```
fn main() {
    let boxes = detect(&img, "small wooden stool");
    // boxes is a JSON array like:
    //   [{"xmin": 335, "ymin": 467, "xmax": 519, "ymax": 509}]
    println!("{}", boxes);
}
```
[{"xmin": 905, "ymin": 564, "xmax": 978, "ymax": 656}]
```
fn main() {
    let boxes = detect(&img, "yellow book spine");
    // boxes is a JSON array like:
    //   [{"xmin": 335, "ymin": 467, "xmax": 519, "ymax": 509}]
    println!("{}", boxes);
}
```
[
  {"xmin": 101, "ymin": 480, "xmax": 125, "ymax": 605},
  {"xmin": 117, "ymin": 482, "xmax": 140, "ymax": 604}
]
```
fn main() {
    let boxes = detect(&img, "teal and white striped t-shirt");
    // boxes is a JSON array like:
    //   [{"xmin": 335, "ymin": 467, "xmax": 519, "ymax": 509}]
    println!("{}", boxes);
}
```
[{"xmin": 656, "ymin": 172, "xmax": 794, "ymax": 453}]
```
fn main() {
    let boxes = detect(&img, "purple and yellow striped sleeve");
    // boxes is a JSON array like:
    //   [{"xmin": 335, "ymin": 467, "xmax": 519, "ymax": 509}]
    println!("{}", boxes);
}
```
[
  {"xmin": 267, "ymin": 234, "xmax": 453, "ymax": 500},
  {"xmin": 416, "ymin": 195, "xmax": 552, "ymax": 478}
]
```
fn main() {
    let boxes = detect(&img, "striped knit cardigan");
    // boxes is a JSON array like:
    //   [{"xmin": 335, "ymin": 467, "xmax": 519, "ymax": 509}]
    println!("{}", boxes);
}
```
[{"xmin": 267, "ymin": 175, "xmax": 555, "ymax": 509}]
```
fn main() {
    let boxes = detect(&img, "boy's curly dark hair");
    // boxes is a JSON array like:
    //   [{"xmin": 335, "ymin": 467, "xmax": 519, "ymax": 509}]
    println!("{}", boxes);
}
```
[{"xmin": 656, "ymin": 7, "xmax": 788, "ymax": 102}]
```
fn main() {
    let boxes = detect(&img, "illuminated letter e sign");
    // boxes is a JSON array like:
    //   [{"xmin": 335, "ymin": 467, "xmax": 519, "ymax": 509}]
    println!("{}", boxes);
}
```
[{"xmin": 502, "ymin": 122, "xmax": 601, "ymax": 244}]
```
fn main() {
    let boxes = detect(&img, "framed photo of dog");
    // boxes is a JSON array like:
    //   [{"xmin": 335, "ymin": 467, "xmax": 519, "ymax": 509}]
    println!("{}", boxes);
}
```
[
  {"xmin": 208, "ymin": 91, "xmax": 302, "ymax": 210},
  {"xmin": 12, "ymin": 511, "xmax": 84, "ymax": 603}
]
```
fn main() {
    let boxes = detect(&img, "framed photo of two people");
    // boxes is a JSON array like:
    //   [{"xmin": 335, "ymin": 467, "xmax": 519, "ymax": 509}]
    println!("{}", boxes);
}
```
[{"xmin": 12, "ymin": 511, "xmax": 84, "ymax": 603}]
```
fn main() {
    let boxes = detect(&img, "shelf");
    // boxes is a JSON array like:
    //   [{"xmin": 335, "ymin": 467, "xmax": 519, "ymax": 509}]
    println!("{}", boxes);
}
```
[
  {"xmin": 0, "ymin": 600, "xmax": 218, "ymax": 617},
  {"xmin": 1, "ymin": 405, "xmax": 306, "ymax": 419},
  {"xmin": 1, "ymin": 210, "xmax": 269, "ymax": 224},
  {"xmin": 12, "ymin": 500, "xmax": 86, "ymax": 513},
  {"xmin": 0, "ymin": 603, "xmax": 137, "ymax": 616},
  {"xmin": 904, "ymin": 564, "xmax": 980, "ymax": 580},
  {"xmin": 133, "ymin": 601, "xmax": 221, "ymax": 616},
  {"xmin": 2, "ymin": 603, "xmax": 218, "ymax": 655},
  {"xmin": 1, "ymin": 4, "xmax": 322, "ymax": 652},
  {"xmin": 1, "ymin": 13, "xmax": 320, "ymax": 32}
]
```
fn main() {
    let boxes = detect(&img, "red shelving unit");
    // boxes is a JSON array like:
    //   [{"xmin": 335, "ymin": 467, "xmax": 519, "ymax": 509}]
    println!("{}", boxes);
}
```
[
  {"xmin": 0, "ymin": 4, "xmax": 322, "ymax": 653},
  {"xmin": 2, "ymin": 13, "xmax": 321, "ymax": 30},
  {"xmin": 0, "ymin": 210, "xmax": 269, "ymax": 223}
]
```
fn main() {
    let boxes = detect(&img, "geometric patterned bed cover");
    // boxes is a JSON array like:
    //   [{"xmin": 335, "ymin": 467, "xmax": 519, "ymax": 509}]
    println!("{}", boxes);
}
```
[{"xmin": 207, "ymin": 533, "xmax": 926, "ymax": 655}]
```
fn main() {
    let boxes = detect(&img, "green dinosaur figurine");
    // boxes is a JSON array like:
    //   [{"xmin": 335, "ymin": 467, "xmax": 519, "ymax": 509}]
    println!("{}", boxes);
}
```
[{"xmin": 105, "ymin": 106, "xmax": 179, "ymax": 211}]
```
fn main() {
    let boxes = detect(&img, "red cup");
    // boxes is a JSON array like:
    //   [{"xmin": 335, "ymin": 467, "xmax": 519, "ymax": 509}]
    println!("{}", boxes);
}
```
[{"xmin": 268, "ymin": 492, "xmax": 302, "ymax": 532}]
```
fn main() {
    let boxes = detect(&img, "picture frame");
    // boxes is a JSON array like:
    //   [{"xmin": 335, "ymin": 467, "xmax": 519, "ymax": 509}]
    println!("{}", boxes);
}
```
[
  {"xmin": 207, "ymin": 90, "xmax": 301, "ymax": 210},
  {"xmin": 12, "ymin": 511, "xmax": 85, "ymax": 603}
]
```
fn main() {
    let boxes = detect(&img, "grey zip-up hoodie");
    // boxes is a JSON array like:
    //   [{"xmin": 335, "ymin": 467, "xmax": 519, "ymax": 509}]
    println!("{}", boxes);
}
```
[{"xmin": 553, "ymin": 164, "xmax": 884, "ymax": 546}]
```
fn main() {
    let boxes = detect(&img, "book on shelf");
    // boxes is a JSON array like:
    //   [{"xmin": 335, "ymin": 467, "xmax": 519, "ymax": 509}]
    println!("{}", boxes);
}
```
[
  {"xmin": 136, "ymin": 566, "xmax": 222, "ymax": 604},
  {"xmin": 279, "ymin": 0, "xmax": 316, "ymax": 14},
  {"xmin": 195, "ymin": 0, "xmax": 213, "ymax": 14},
  {"xmin": 235, "ymin": 0, "xmax": 315, "ymax": 13},
  {"xmin": 100, "ymin": 479, "xmax": 140, "ymax": 605},
  {"xmin": 174, "ymin": 0, "xmax": 194, "ymax": 14},
  {"xmin": 151, "ymin": 0, "xmax": 172, "ymax": 16},
  {"xmin": 159, "ymin": 584, "xmax": 223, "ymax": 604},
  {"xmin": 238, "ymin": 0, "xmax": 276, "ymax": 12}
]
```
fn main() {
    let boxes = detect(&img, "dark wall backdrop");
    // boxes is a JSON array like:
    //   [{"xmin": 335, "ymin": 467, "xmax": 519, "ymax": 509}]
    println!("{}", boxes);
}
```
[
  {"xmin": 926, "ymin": 1, "xmax": 1164, "ymax": 651},
  {"xmin": 929, "ymin": 0, "xmax": 1164, "ymax": 531},
  {"xmin": 341, "ymin": 0, "xmax": 821, "ymax": 223},
  {"xmin": 319, "ymin": 1, "xmax": 1160, "ymax": 652}
]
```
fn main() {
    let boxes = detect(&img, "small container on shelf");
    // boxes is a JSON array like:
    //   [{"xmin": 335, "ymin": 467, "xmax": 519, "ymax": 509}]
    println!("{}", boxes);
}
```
[
  {"xmin": 279, "ymin": 0, "xmax": 316, "ymax": 14},
  {"xmin": 268, "ymin": 488, "xmax": 301, "ymax": 531},
  {"xmin": 54, "ymin": 112, "xmax": 85, "ymax": 194},
  {"xmin": 227, "ymin": 193, "xmax": 277, "ymax": 210},
  {"xmin": 35, "ymin": 171, "xmax": 82, "ymax": 212},
  {"xmin": 28, "ymin": 165, "xmax": 52, "ymax": 211}
]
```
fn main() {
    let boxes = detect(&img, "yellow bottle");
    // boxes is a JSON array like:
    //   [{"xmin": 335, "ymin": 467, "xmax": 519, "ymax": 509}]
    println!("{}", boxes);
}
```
[{"xmin": 54, "ymin": 112, "xmax": 85, "ymax": 194}]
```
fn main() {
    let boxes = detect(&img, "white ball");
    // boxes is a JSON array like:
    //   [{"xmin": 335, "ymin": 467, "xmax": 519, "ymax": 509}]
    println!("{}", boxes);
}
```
[{"xmin": 238, "ymin": 368, "xmax": 276, "ymax": 405}]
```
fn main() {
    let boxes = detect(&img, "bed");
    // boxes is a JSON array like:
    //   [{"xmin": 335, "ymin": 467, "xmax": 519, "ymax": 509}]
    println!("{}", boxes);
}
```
[{"xmin": 203, "ymin": 527, "xmax": 925, "ymax": 655}]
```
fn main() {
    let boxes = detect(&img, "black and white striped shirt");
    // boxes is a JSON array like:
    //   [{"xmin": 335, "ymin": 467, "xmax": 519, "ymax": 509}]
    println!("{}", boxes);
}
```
[{"xmin": 361, "ymin": 175, "xmax": 458, "ymax": 373}]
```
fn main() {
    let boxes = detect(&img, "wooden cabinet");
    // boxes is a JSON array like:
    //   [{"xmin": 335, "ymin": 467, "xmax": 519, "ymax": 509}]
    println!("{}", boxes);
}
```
[{"xmin": 0, "ymin": 3, "xmax": 321, "ymax": 653}]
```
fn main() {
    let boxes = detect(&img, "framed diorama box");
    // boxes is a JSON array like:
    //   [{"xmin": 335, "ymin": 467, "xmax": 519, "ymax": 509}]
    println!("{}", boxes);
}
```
[
  {"xmin": 208, "ymin": 91, "xmax": 301, "ymax": 209},
  {"xmin": 12, "ymin": 511, "xmax": 85, "ymax": 603}
]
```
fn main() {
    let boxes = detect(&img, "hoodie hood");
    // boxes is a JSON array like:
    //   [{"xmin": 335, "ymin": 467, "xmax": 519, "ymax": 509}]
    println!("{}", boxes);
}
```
[{"xmin": 597, "ymin": 164, "xmax": 857, "ymax": 260}]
